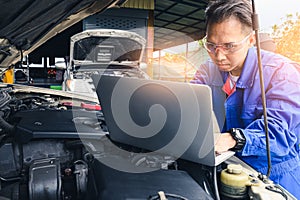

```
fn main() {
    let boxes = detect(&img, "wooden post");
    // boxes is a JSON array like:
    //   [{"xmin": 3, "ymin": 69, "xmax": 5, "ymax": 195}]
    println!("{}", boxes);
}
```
[{"xmin": 147, "ymin": 10, "xmax": 154, "ymax": 78}]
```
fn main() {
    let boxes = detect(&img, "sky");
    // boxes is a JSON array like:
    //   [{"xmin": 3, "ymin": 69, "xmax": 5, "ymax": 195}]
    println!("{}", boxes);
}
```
[{"xmin": 255, "ymin": 0, "xmax": 300, "ymax": 33}]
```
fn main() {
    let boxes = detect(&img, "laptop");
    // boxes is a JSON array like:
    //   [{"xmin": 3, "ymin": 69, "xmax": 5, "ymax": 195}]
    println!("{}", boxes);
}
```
[{"xmin": 92, "ymin": 75, "xmax": 234, "ymax": 167}]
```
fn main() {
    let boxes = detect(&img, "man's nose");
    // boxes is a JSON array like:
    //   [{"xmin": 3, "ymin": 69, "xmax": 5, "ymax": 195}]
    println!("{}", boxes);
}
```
[{"xmin": 214, "ymin": 48, "xmax": 227, "ymax": 59}]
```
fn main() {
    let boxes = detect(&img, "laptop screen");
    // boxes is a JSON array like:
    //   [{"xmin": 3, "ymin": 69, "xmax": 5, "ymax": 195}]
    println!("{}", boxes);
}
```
[{"xmin": 92, "ymin": 75, "xmax": 219, "ymax": 166}]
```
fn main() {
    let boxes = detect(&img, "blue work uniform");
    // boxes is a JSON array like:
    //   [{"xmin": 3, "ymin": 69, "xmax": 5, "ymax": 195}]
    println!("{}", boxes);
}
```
[{"xmin": 191, "ymin": 47, "xmax": 300, "ymax": 199}]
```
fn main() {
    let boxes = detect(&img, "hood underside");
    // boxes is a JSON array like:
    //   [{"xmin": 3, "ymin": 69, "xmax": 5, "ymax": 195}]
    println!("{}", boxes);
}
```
[
  {"xmin": 70, "ymin": 29, "xmax": 146, "ymax": 64},
  {"xmin": 0, "ymin": 0, "xmax": 123, "ymax": 68}
]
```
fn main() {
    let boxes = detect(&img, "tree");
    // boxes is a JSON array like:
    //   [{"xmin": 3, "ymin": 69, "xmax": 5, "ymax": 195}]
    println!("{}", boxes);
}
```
[{"xmin": 271, "ymin": 13, "xmax": 300, "ymax": 62}]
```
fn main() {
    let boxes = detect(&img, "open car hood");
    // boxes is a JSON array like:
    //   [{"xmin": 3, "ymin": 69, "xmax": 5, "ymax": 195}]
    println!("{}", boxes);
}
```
[
  {"xmin": 70, "ymin": 29, "xmax": 146, "ymax": 66},
  {"xmin": 0, "ymin": 0, "xmax": 124, "ymax": 68}
]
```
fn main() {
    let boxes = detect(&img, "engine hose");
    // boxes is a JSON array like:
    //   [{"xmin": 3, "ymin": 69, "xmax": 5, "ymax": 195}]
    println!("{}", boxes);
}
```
[
  {"xmin": 0, "ymin": 113, "xmax": 14, "ymax": 134},
  {"xmin": 0, "ymin": 91, "xmax": 11, "ymax": 109}
]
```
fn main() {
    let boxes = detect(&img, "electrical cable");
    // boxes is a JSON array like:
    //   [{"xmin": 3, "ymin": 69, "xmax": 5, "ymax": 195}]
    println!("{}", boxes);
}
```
[
  {"xmin": 148, "ymin": 192, "xmax": 189, "ymax": 200},
  {"xmin": 265, "ymin": 185, "xmax": 288, "ymax": 200}
]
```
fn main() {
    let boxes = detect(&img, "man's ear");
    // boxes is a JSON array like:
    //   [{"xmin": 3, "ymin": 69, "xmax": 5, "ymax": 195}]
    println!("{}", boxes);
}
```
[{"xmin": 249, "ymin": 32, "xmax": 256, "ymax": 47}]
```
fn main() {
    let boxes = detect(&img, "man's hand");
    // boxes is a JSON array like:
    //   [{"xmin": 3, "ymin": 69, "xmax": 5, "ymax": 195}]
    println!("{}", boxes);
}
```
[{"xmin": 215, "ymin": 133, "xmax": 236, "ymax": 153}]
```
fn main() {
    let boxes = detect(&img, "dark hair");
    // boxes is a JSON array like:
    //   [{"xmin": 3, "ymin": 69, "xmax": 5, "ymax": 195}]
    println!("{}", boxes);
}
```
[{"xmin": 205, "ymin": 0, "xmax": 252, "ymax": 33}]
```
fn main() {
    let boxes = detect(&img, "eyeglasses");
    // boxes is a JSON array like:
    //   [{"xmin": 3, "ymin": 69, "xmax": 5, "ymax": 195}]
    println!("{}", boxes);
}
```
[{"xmin": 202, "ymin": 33, "xmax": 252, "ymax": 55}]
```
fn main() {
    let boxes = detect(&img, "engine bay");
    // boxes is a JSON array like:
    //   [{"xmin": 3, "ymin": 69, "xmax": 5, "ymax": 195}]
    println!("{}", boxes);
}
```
[{"xmin": 0, "ymin": 85, "xmax": 294, "ymax": 200}]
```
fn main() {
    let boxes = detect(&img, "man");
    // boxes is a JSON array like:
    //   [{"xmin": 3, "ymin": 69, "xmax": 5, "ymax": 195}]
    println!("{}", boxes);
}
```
[{"xmin": 191, "ymin": 0, "xmax": 300, "ymax": 198}]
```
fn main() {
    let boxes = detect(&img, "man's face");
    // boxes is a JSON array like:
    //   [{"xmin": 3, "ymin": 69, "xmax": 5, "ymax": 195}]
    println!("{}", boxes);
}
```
[{"xmin": 205, "ymin": 17, "xmax": 255, "ymax": 76}]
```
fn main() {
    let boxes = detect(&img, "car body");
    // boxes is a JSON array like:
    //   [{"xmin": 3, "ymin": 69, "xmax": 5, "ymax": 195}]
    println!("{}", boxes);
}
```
[
  {"xmin": 0, "ymin": 0, "xmax": 295, "ymax": 200},
  {"xmin": 63, "ymin": 29, "xmax": 150, "ymax": 99}
]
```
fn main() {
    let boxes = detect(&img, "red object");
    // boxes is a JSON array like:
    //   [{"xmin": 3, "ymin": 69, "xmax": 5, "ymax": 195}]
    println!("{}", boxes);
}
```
[
  {"xmin": 62, "ymin": 102, "xmax": 73, "ymax": 106},
  {"xmin": 81, "ymin": 102, "xmax": 101, "ymax": 111}
]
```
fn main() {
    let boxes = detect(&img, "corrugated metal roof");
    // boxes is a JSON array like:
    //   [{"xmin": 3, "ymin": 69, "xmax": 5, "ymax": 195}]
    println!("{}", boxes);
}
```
[
  {"xmin": 118, "ymin": 0, "xmax": 208, "ymax": 49},
  {"xmin": 154, "ymin": 0, "xmax": 208, "ymax": 50},
  {"xmin": 90, "ymin": 0, "xmax": 208, "ymax": 50},
  {"xmin": 122, "ymin": 0, "xmax": 154, "ymax": 10}
]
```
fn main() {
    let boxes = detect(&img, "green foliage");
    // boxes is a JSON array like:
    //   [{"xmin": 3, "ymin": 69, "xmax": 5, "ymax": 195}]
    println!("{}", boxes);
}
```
[
  {"xmin": 198, "ymin": 39, "xmax": 204, "ymax": 47},
  {"xmin": 271, "ymin": 12, "xmax": 300, "ymax": 62}
]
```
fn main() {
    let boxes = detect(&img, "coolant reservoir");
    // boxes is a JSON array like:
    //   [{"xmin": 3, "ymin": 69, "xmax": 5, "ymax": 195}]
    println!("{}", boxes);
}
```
[{"xmin": 220, "ymin": 164, "xmax": 249, "ymax": 199}]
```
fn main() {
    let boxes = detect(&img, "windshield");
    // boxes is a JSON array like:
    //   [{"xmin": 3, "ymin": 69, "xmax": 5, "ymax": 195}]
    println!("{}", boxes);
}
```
[{"xmin": 73, "ymin": 36, "xmax": 143, "ymax": 63}]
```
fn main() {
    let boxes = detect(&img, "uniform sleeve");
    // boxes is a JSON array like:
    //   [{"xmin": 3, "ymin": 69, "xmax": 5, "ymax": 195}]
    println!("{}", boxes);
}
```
[
  {"xmin": 190, "ymin": 60, "xmax": 223, "ymax": 85},
  {"xmin": 241, "ymin": 62, "xmax": 300, "ymax": 157},
  {"xmin": 190, "ymin": 63, "xmax": 209, "ymax": 84}
]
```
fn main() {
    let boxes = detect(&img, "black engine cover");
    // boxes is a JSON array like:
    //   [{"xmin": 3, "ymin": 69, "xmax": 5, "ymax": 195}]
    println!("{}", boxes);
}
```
[
  {"xmin": 13, "ymin": 110, "xmax": 106, "ymax": 143},
  {"xmin": 91, "ymin": 160, "xmax": 213, "ymax": 200}
]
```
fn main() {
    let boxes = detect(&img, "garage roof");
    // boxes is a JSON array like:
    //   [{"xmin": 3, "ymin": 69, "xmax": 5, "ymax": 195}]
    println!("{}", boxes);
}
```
[
  {"xmin": 153, "ymin": 0, "xmax": 208, "ymax": 50},
  {"xmin": 84, "ymin": 0, "xmax": 208, "ymax": 50}
]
